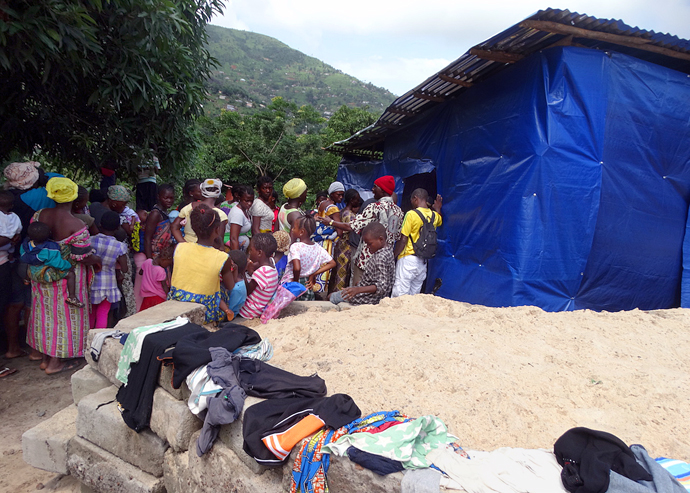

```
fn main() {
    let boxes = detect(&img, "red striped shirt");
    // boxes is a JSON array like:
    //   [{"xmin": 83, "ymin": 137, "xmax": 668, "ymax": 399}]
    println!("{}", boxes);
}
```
[{"xmin": 239, "ymin": 266, "xmax": 279, "ymax": 319}]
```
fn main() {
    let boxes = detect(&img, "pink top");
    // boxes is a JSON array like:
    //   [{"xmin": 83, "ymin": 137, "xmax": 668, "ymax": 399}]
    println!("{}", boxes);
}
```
[
  {"xmin": 140, "ymin": 258, "xmax": 167, "ymax": 299},
  {"xmin": 239, "ymin": 265, "xmax": 279, "ymax": 319}
]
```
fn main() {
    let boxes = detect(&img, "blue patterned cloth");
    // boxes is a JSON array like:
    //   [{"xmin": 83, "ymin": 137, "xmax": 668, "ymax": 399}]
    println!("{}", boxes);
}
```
[{"xmin": 168, "ymin": 286, "xmax": 230, "ymax": 323}]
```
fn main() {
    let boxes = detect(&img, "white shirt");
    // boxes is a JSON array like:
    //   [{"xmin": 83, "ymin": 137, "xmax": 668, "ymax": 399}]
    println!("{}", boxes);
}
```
[
  {"xmin": 227, "ymin": 205, "xmax": 252, "ymax": 235},
  {"xmin": 248, "ymin": 198, "xmax": 274, "ymax": 232},
  {"xmin": 0, "ymin": 211, "xmax": 22, "ymax": 265}
]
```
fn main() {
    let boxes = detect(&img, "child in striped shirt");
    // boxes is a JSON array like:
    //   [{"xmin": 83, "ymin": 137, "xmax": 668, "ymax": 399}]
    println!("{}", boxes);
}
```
[{"xmin": 239, "ymin": 233, "xmax": 278, "ymax": 319}]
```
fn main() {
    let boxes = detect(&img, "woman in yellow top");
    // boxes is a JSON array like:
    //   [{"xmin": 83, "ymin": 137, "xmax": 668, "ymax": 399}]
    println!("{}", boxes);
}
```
[{"xmin": 169, "ymin": 204, "xmax": 236, "ymax": 322}]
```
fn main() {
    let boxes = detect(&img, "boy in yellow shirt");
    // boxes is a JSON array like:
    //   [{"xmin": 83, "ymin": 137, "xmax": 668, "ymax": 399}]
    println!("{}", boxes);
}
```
[{"xmin": 392, "ymin": 188, "xmax": 442, "ymax": 297}]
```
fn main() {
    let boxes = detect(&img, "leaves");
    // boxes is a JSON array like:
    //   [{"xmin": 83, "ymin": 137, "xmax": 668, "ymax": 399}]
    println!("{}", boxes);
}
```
[
  {"xmin": 186, "ymin": 101, "xmax": 379, "ymax": 198},
  {"xmin": 0, "ymin": 0, "xmax": 224, "ymax": 174}
]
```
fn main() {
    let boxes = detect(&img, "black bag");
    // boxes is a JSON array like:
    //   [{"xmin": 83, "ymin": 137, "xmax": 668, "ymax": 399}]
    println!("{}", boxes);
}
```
[{"xmin": 411, "ymin": 210, "xmax": 438, "ymax": 259}]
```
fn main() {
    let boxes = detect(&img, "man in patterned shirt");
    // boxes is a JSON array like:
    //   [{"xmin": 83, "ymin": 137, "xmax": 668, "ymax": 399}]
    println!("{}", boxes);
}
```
[
  {"xmin": 329, "ymin": 222, "xmax": 395, "ymax": 306},
  {"xmin": 321, "ymin": 175, "xmax": 403, "ymax": 286}
]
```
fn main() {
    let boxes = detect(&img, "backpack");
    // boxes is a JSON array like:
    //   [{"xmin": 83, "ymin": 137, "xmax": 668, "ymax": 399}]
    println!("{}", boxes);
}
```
[{"xmin": 411, "ymin": 210, "xmax": 438, "ymax": 260}]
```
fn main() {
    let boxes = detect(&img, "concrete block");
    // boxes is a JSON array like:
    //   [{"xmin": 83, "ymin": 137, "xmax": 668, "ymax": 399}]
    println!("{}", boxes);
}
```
[
  {"xmin": 158, "ymin": 363, "xmax": 191, "ymax": 401},
  {"xmin": 85, "ymin": 301, "xmax": 207, "ymax": 388},
  {"xmin": 22, "ymin": 404, "xmax": 78, "ymax": 474},
  {"xmin": 84, "ymin": 333, "xmax": 123, "ymax": 388},
  {"xmin": 67, "ymin": 436, "xmax": 165, "ymax": 493},
  {"xmin": 279, "ymin": 300, "xmax": 338, "ymax": 318},
  {"xmin": 114, "ymin": 300, "xmax": 206, "ymax": 332},
  {"xmin": 217, "ymin": 396, "xmax": 266, "ymax": 474},
  {"xmin": 76, "ymin": 386, "xmax": 168, "ymax": 477},
  {"xmin": 71, "ymin": 365, "xmax": 113, "ymax": 405},
  {"xmin": 163, "ymin": 432, "xmax": 284, "ymax": 493},
  {"xmin": 336, "ymin": 301, "xmax": 354, "ymax": 311},
  {"xmin": 150, "ymin": 387, "xmax": 202, "ymax": 453},
  {"xmin": 327, "ymin": 453, "xmax": 404, "ymax": 492}
]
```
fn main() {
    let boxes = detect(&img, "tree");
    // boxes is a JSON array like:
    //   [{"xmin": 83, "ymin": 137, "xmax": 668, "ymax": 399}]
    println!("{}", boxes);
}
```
[
  {"xmin": 0, "ymin": 0, "xmax": 223, "ymax": 173},
  {"xmin": 323, "ymin": 104, "xmax": 378, "ymax": 143},
  {"xmin": 188, "ymin": 99, "xmax": 380, "ymax": 197}
]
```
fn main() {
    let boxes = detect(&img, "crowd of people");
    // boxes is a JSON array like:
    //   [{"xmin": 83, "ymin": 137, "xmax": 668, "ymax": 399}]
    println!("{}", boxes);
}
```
[{"xmin": 0, "ymin": 160, "xmax": 442, "ymax": 378}]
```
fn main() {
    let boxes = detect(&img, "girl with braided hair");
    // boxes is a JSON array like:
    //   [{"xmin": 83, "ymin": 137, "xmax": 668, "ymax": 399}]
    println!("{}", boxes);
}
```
[{"xmin": 168, "ymin": 204, "xmax": 237, "ymax": 322}]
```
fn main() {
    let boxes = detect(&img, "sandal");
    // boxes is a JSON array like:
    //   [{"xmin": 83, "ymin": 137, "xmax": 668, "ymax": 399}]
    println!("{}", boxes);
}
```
[
  {"xmin": 223, "ymin": 309, "xmax": 235, "ymax": 322},
  {"xmin": 45, "ymin": 359, "xmax": 84, "ymax": 376},
  {"xmin": 0, "ymin": 367, "xmax": 18, "ymax": 378},
  {"xmin": 66, "ymin": 297, "xmax": 86, "ymax": 308}
]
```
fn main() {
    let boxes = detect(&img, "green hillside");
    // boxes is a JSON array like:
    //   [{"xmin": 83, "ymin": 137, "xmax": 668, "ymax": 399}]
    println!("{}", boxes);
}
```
[{"xmin": 204, "ymin": 25, "xmax": 396, "ymax": 116}]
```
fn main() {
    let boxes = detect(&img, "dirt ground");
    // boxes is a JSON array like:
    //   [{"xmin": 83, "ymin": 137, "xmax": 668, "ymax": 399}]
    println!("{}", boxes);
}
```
[{"xmin": 0, "ymin": 354, "xmax": 80, "ymax": 493}]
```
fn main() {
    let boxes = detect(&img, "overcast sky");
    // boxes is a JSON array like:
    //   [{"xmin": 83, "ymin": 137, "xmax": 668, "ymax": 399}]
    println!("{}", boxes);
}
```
[{"xmin": 211, "ymin": 1, "xmax": 690, "ymax": 96}]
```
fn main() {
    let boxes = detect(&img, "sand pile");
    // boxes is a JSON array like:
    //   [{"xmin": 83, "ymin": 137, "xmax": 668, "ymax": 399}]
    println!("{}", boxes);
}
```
[{"xmin": 255, "ymin": 295, "xmax": 690, "ymax": 460}]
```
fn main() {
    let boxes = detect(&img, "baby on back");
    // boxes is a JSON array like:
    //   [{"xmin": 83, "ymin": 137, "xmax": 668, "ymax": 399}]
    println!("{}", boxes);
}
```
[{"xmin": 20, "ymin": 221, "xmax": 83, "ymax": 307}]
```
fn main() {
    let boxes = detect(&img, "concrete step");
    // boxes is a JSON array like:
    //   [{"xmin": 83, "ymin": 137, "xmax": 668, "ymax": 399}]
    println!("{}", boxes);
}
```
[
  {"xmin": 163, "ymin": 431, "xmax": 285, "ymax": 493},
  {"xmin": 328, "ymin": 453, "xmax": 404, "ymax": 492},
  {"xmin": 22, "ymin": 404, "xmax": 78, "ymax": 474},
  {"xmin": 113, "ymin": 300, "xmax": 206, "ymax": 332},
  {"xmin": 86, "ymin": 330, "xmax": 194, "ymax": 401},
  {"xmin": 150, "ymin": 387, "xmax": 202, "ymax": 453},
  {"xmin": 217, "ymin": 396, "xmax": 267, "ymax": 474},
  {"xmin": 84, "ymin": 300, "xmax": 206, "ymax": 378},
  {"xmin": 67, "ymin": 436, "xmax": 165, "ymax": 493},
  {"xmin": 71, "ymin": 365, "xmax": 112, "ymax": 405},
  {"xmin": 76, "ymin": 386, "xmax": 168, "ymax": 477}
]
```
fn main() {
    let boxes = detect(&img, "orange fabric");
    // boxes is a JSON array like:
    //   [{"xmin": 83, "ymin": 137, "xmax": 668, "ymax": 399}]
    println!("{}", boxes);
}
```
[{"xmin": 262, "ymin": 414, "xmax": 325, "ymax": 460}]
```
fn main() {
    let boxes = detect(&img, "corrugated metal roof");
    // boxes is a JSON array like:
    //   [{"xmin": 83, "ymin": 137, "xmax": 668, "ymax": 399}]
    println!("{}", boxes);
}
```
[{"xmin": 329, "ymin": 8, "xmax": 690, "ymax": 157}]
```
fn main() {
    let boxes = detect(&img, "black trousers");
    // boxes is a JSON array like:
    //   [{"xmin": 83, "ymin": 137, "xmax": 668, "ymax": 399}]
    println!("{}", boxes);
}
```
[{"xmin": 117, "ymin": 323, "xmax": 206, "ymax": 432}]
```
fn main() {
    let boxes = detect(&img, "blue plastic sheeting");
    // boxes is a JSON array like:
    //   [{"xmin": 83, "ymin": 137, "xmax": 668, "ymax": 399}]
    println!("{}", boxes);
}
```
[
  {"xmin": 338, "ymin": 46, "xmax": 690, "ymax": 311},
  {"xmin": 683, "ymin": 205, "xmax": 690, "ymax": 308}
]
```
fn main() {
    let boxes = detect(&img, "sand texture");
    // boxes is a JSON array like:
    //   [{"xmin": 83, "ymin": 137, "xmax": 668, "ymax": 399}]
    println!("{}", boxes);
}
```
[{"xmin": 257, "ymin": 295, "xmax": 690, "ymax": 460}]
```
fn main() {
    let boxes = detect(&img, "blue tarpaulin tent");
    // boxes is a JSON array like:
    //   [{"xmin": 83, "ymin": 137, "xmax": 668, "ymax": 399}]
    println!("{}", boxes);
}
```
[{"xmin": 334, "ymin": 10, "xmax": 690, "ymax": 312}]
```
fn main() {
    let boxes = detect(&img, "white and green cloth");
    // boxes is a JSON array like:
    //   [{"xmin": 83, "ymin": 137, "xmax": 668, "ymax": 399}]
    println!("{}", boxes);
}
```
[
  {"xmin": 321, "ymin": 415, "xmax": 457, "ymax": 469},
  {"xmin": 116, "ymin": 316, "xmax": 189, "ymax": 385}
]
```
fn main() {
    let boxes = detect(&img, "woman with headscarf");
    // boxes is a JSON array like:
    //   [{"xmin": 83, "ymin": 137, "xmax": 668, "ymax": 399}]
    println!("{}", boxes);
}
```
[
  {"xmin": 3, "ymin": 161, "xmax": 46, "ymax": 233},
  {"xmin": 89, "ymin": 185, "xmax": 139, "ymax": 240},
  {"xmin": 26, "ymin": 178, "xmax": 102, "ymax": 375},
  {"xmin": 88, "ymin": 185, "xmax": 139, "ymax": 317},
  {"xmin": 2, "ymin": 162, "xmax": 43, "ymax": 361},
  {"xmin": 249, "ymin": 176, "xmax": 275, "ymax": 234},
  {"xmin": 171, "ymin": 179, "xmax": 228, "ymax": 250},
  {"xmin": 329, "ymin": 188, "xmax": 362, "ymax": 292},
  {"xmin": 312, "ymin": 182, "xmax": 345, "ymax": 294},
  {"xmin": 277, "ymin": 178, "xmax": 307, "ymax": 232}
]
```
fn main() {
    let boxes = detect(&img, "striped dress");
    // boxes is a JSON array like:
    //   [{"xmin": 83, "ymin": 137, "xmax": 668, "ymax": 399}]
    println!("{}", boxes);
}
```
[{"xmin": 27, "ymin": 227, "xmax": 92, "ymax": 359}]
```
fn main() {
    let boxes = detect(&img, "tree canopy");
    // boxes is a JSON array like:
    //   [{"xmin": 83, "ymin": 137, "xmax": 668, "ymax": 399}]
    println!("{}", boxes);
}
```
[
  {"xmin": 0, "ymin": 0, "xmax": 223, "ymax": 172},
  {"xmin": 189, "ymin": 101, "xmax": 378, "ymax": 197}
]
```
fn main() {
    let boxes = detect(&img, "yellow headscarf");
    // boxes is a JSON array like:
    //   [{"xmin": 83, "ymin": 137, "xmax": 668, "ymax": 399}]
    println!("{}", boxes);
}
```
[
  {"xmin": 46, "ymin": 177, "xmax": 78, "ymax": 203},
  {"xmin": 283, "ymin": 178, "xmax": 307, "ymax": 199}
]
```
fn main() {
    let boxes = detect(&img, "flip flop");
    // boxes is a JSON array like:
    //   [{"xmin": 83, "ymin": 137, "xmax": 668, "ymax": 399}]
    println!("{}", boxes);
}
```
[
  {"xmin": 45, "ymin": 359, "xmax": 85, "ymax": 376},
  {"xmin": 0, "ymin": 367, "xmax": 18, "ymax": 378}
]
